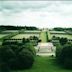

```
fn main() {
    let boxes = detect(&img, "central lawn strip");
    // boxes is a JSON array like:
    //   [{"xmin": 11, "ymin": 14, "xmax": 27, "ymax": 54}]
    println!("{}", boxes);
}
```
[
  {"xmin": 39, "ymin": 31, "xmax": 48, "ymax": 42},
  {"xmin": 40, "ymin": 30, "xmax": 51, "ymax": 42},
  {"xmin": 12, "ymin": 56, "xmax": 72, "ymax": 72}
]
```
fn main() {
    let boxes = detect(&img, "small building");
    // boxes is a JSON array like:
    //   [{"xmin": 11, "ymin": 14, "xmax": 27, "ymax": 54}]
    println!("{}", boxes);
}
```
[{"xmin": 35, "ymin": 42, "xmax": 56, "ymax": 56}]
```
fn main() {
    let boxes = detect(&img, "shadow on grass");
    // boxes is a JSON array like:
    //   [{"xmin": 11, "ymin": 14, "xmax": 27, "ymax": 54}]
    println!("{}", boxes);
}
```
[{"xmin": 11, "ymin": 56, "xmax": 72, "ymax": 72}]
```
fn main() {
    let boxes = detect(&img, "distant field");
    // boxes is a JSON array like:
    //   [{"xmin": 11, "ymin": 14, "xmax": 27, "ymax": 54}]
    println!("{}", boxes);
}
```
[
  {"xmin": 24, "ymin": 30, "xmax": 41, "ymax": 33},
  {"xmin": 50, "ymin": 31, "xmax": 66, "ymax": 34},
  {"xmin": 51, "ymin": 34, "xmax": 72, "ymax": 39},
  {"xmin": 0, "ymin": 34, "xmax": 8, "ymax": 39},
  {"xmin": 12, "ymin": 34, "xmax": 40, "ymax": 39},
  {"xmin": 3, "ymin": 30, "xmax": 19, "ymax": 33}
]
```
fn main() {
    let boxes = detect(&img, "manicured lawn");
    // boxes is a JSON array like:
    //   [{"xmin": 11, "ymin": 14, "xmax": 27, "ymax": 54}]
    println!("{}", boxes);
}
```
[
  {"xmin": 12, "ymin": 56, "xmax": 72, "ymax": 72},
  {"xmin": 24, "ymin": 30, "xmax": 41, "ymax": 34},
  {"xmin": 39, "ymin": 30, "xmax": 52, "ymax": 42},
  {"xmin": 50, "ymin": 31, "xmax": 66, "ymax": 34},
  {"xmin": 12, "ymin": 34, "xmax": 40, "ymax": 39},
  {"xmin": 51, "ymin": 34, "xmax": 72, "ymax": 39},
  {"xmin": 39, "ymin": 31, "xmax": 47, "ymax": 42},
  {"xmin": 0, "ymin": 34, "xmax": 8, "ymax": 39},
  {"xmin": 3, "ymin": 30, "xmax": 19, "ymax": 33}
]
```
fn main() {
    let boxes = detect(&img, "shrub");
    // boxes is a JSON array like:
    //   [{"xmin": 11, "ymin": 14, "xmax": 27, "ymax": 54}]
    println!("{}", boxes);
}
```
[
  {"xmin": 8, "ymin": 48, "xmax": 34, "ymax": 69},
  {"xmin": 0, "ymin": 42, "xmax": 35, "ymax": 70},
  {"xmin": 56, "ymin": 43, "xmax": 72, "ymax": 69},
  {"xmin": 22, "ymin": 43, "xmax": 36, "ymax": 56},
  {"xmin": 59, "ymin": 38, "xmax": 68, "ymax": 45},
  {"xmin": 0, "ymin": 63, "xmax": 10, "ymax": 72},
  {"xmin": 56, "ymin": 43, "xmax": 62, "ymax": 61}
]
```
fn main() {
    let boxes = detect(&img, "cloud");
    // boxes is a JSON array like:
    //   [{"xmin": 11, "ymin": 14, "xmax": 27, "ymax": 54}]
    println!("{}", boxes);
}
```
[
  {"xmin": 0, "ymin": 1, "xmax": 72, "ymax": 28},
  {"xmin": 0, "ymin": 1, "xmax": 49, "ymax": 13}
]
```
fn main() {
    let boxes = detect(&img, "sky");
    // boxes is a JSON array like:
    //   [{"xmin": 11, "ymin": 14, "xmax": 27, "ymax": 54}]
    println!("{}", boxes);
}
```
[{"xmin": 0, "ymin": 0, "xmax": 72, "ymax": 28}]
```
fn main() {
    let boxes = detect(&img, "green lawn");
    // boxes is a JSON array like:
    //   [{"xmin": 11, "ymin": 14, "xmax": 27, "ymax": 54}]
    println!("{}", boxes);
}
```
[
  {"xmin": 3, "ymin": 30, "xmax": 19, "ymax": 33},
  {"xmin": 39, "ymin": 30, "xmax": 52, "ymax": 42},
  {"xmin": 24, "ymin": 30, "xmax": 41, "ymax": 34},
  {"xmin": 0, "ymin": 34, "xmax": 8, "ymax": 39},
  {"xmin": 39, "ymin": 31, "xmax": 47, "ymax": 42},
  {"xmin": 51, "ymin": 34, "xmax": 72, "ymax": 39},
  {"xmin": 12, "ymin": 34, "xmax": 40, "ymax": 39},
  {"xmin": 12, "ymin": 56, "xmax": 72, "ymax": 72},
  {"xmin": 50, "ymin": 31, "xmax": 66, "ymax": 34}
]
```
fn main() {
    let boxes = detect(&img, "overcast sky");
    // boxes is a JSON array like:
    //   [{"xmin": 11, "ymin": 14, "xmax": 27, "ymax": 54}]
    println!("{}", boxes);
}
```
[{"xmin": 0, "ymin": 1, "xmax": 72, "ymax": 28}]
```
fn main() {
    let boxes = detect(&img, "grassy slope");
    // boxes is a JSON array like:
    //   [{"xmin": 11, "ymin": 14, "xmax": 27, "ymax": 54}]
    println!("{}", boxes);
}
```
[{"xmin": 12, "ymin": 56, "xmax": 72, "ymax": 72}]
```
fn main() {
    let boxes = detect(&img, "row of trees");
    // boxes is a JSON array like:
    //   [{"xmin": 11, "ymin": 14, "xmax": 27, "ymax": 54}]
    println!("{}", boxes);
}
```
[
  {"xmin": 0, "ymin": 39, "xmax": 36, "ymax": 72},
  {"xmin": 53, "ymin": 27, "xmax": 72, "ymax": 31},
  {"xmin": 0, "ymin": 25, "xmax": 38, "ymax": 30},
  {"xmin": 55, "ymin": 35, "xmax": 72, "ymax": 69},
  {"xmin": 3, "ymin": 35, "xmax": 39, "ymax": 46},
  {"xmin": 56, "ymin": 43, "xmax": 72, "ymax": 69},
  {"xmin": 52, "ymin": 34, "xmax": 72, "ymax": 69},
  {"xmin": 52, "ymin": 36, "xmax": 68, "ymax": 45}
]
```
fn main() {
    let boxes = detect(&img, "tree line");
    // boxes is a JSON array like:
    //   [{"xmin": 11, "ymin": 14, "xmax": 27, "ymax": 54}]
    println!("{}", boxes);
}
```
[
  {"xmin": 0, "ymin": 38, "xmax": 36, "ymax": 72},
  {"xmin": 53, "ymin": 27, "xmax": 72, "ymax": 31},
  {"xmin": 0, "ymin": 25, "xmax": 38, "ymax": 30}
]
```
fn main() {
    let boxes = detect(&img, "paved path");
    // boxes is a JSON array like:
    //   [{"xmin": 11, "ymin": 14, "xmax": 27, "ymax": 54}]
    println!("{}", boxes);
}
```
[{"xmin": 36, "ymin": 52, "xmax": 55, "ymax": 56}]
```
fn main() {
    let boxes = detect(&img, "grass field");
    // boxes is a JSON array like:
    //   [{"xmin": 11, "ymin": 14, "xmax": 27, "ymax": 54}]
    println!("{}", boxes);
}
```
[
  {"xmin": 3, "ymin": 30, "xmax": 19, "ymax": 33},
  {"xmin": 12, "ymin": 34, "xmax": 40, "ymax": 39},
  {"xmin": 51, "ymin": 34, "xmax": 72, "ymax": 39},
  {"xmin": 24, "ymin": 30, "xmax": 41, "ymax": 34},
  {"xmin": 39, "ymin": 31, "xmax": 48, "ymax": 42},
  {"xmin": 12, "ymin": 56, "xmax": 72, "ymax": 72},
  {"xmin": 39, "ymin": 30, "xmax": 52, "ymax": 42},
  {"xmin": 50, "ymin": 31, "xmax": 66, "ymax": 34},
  {"xmin": 0, "ymin": 34, "xmax": 8, "ymax": 39}
]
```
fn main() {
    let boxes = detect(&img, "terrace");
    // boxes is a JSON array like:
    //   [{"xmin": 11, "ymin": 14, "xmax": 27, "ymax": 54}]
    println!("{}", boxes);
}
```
[{"xmin": 36, "ymin": 43, "xmax": 56, "ymax": 56}]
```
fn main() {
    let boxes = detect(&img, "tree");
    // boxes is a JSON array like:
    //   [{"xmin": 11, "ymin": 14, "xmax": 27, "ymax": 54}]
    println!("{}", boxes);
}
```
[
  {"xmin": 0, "ymin": 41, "xmax": 35, "ymax": 70},
  {"xmin": 59, "ymin": 38, "xmax": 68, "ymax": 45},
  {"xmin": 56, "ymin": 43, "xmax": 72, "ymax": 69}
]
